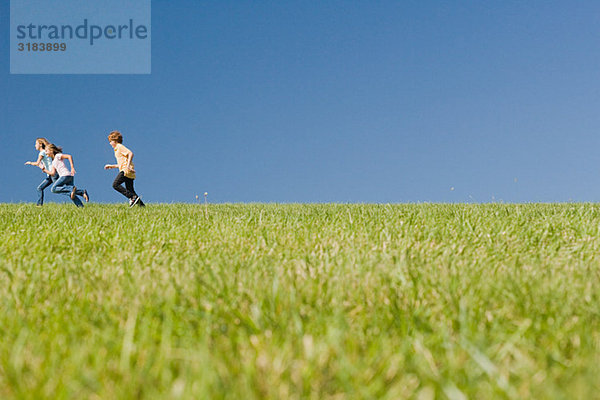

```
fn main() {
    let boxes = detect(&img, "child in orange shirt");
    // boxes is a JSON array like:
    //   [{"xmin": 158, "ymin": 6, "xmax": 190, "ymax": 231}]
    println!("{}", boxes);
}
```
[{"xmin": 104, "ymin": 131, "xmax": 145, "ymax": 207}]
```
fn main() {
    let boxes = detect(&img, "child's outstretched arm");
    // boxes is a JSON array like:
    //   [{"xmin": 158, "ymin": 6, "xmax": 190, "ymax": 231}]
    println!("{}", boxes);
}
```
[
  {"xmin": 104, "ymin": 164, "xmax": 118, "ymax": 170},
  {"xmin": 24, "ymin": 154, "xmax": 43, "ymax": 167}
]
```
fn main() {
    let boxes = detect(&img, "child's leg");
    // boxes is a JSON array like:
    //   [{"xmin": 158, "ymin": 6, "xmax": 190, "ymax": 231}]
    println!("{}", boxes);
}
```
[
  {"xmin": 70, "ymin": 194, "xmax": 84, "ymax": 207},
  {"xmin": 124, "ymin": 177, "xmax": 138, "ymax": 198},
  {"xmin": 51, "ymin": 176, "xmax": 83, "ymax": 207},
  {"xmin": 50, "ymin": 176, "xmax": 83, "ymax": 207},
  {"xmin": 36, "ymin": 175, "xmax": 53, "ymax": 205},
  {"xmin": 51, "ymin": 176, "xmax": 74, "ymax": 195},
  {"xmin": 51, "ymin": 176, "xmax": 83, "ymax": 206},
  {"xmin": 112, "ymin": 172, "xmax": 134, "ymax": 199},
  {"xmin": 125, "ymin": 178, "xmax": 144, "ymax": 206}
]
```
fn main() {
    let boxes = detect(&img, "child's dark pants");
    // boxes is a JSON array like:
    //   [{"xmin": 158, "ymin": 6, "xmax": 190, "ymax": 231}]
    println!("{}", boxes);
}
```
[{"xmin": 113, "ymin": 171, "xmax": 137, "ymax": 199}]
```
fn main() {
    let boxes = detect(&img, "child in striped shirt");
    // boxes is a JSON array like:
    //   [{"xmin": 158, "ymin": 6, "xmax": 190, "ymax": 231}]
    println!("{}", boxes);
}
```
[{"xmin": 42, "ymin": 144, "xmax": 89, "ymax": 207}]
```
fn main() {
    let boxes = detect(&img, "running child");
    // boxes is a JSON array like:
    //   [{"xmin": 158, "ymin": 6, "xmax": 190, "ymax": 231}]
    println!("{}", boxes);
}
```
[
  {"xmin": 42, "ymin": 144, "xmax": 89, "ymax": 207},
  {"xmin": 104, "ymin": 131, "xmax": 144, "ymax": 207},
  {"xmin": 24, "ymin": 137, "xmax": 57, "ymax": 206}
]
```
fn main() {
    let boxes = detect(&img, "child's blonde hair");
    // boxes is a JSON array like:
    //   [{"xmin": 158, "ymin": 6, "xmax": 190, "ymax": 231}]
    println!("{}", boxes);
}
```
[
  {"xmin": 46, "ymin": 144, "xmax": 63, "ymax": 157},
  {"xmin": 36, "ymin": 137, "xmax": 50, "ymax": 150}
]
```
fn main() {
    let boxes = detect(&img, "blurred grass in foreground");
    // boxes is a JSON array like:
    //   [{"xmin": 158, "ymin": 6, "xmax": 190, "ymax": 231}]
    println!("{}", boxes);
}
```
[{"xmin": 1, "ymin": 203, "xmax": 599, "ymax": 399}]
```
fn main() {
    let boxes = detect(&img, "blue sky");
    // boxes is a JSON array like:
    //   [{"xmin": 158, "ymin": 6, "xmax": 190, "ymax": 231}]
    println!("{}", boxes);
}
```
[{"xmin": 2, "ymin": 0, "xmax": 600, "ymax": 203}]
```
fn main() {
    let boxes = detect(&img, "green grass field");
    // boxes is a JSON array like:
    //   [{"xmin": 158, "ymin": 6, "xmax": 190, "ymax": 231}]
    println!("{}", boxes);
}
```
[{"xmin": 1, "ymin": 203, "xmax": 599, "ymax": 399}]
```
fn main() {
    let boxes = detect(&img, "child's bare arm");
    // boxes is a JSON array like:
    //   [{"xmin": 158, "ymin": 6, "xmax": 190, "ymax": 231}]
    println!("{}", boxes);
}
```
[
  {"xmin": 25, "ymin": 154, "xmax": 43, "ymax": 166},
  {"xmin": 125, "ymin": 151, "xmax": 135, "ymax": 172},
  {"xmin": 104, "ymin": 164, "xmax": 118, "ymax": 170},
  {"xmin": 42, "ymin": 165, "xmax": 56, "ymax": 176},
  {"xmin": 63, "ymin": 154, "xmax": 76, "ymax": 175}
]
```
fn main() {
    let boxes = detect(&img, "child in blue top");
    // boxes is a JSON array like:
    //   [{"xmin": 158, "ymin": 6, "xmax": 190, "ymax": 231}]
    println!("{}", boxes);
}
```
[{"xmin": 24, "ymin": 138, "xmax": 57, "ymax": 206}]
